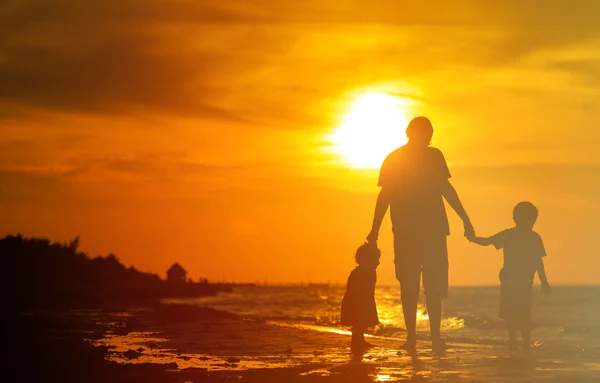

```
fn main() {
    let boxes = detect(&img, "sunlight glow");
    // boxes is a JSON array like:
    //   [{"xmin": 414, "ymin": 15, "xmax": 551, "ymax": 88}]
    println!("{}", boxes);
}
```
[{"xmin": 329, "ymin": 92, "xmax": 410, "ymax": 169}]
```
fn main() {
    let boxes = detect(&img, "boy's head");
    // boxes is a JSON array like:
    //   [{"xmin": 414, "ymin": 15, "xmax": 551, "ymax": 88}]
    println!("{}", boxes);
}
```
[
  {"xmin": 355, "ymin": 242, "xmax": 381, "ymax": 268},
  {"xmin": 406, "ymin": 116, "xmax": 434, "ymax": 146},
  {"xmin": 513, "ymin": 201, "xmax": 539, "ymax": 229}
]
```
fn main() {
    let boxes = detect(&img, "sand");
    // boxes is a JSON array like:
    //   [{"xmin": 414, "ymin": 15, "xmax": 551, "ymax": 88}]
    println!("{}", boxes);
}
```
[{"xmin": 90, "ymin": 306, "xmax": 600, "ymax": 382}]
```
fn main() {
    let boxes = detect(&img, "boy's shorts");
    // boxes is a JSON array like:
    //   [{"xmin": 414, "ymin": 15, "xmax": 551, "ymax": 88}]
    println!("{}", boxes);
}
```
[
  {"xmin": 499, "ymin": 269, "xmax": 533, "ymax": 326},
  {"xmin": 394, "ymin": 234, "xmax": 449, "ymax": 299}
]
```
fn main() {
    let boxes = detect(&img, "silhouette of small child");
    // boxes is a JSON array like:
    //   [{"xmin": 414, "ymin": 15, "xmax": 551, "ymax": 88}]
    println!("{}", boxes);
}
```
[
  {"xmin": 469, "ymin": 202, "xmax": 551, "ymax": 352},
  {"xmin": 340, "ymin": 242, "xmax": 381, "ymax": 355}
]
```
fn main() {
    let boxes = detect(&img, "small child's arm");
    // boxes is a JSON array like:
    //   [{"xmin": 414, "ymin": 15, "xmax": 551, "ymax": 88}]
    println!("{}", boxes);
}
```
[{"xmin": 536, "ymin": 258, "xmax": 551, "ymax": 294}]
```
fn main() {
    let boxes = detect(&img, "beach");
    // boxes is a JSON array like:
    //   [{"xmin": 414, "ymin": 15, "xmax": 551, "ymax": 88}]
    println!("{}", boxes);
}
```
[
  {"xmin": 98, "ymin": 315, "xmax": 600, "ymax": 382},
  {"xmin": 40, "ymin": 285, "xmax": 595, "ymax": 382}
]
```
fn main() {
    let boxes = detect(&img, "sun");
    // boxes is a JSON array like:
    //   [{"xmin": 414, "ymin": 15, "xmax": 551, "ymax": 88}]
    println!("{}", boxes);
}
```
[{"xmin": 329, "ymin": 92, "xmax": 410, "ymax": 169}]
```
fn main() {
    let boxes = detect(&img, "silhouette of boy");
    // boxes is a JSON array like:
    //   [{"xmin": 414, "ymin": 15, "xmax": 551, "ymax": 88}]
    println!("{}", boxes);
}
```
[{"xmin": 469, "ymin": 201, "xmax": 550, "ymax": 352}]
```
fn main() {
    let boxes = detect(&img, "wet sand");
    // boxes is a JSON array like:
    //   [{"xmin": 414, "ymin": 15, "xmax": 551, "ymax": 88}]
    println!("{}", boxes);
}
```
[{"xmin": 89, "ymin": 304, "xmax": 600, "ymax": 382}]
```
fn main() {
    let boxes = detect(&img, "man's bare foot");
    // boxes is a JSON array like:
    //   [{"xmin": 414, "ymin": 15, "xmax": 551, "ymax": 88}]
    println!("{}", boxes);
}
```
[
  {"xmin": 399, "ymin": 338, "xmax": 416, "ymax": 353},
  {"xmin": 351, "ymin": 340, "xmax": 375, "ymax": 354},
  {"xmin": 351, "ymin": 351, "xmax": 364, "ymax": 363},
  {"xmin": 362, "ymin": 340, "xmax": 375, "ymax": 349}
]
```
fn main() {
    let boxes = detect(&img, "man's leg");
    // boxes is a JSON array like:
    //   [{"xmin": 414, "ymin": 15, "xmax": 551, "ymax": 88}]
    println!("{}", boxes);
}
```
[
  {"xmin": 401, "ymin": 281, "xmax": 420, "ymax": 347},
  {"xmin": 507, "ymin": 320, "xmax": 518, "ymax": 351},
  {"xmin": 394, "ymin": 235, "xmax": 421, "ymax": 350},
  {"xmin": 426, "ymin": 295, "xmax": 442, "ymax": 341},
  {"xmin": 521, "ymin": 326, "xmax": 531, "ymax": 353},
  {"xmin": 422, "ymin": 236, "xmax": 449, "ymax": 353}
]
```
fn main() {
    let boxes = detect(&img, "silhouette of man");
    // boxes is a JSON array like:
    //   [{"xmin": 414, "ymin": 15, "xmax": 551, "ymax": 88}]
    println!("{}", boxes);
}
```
[{"xmin": 366, "ymin": 116, "xmax": 474, "ymax": 353}]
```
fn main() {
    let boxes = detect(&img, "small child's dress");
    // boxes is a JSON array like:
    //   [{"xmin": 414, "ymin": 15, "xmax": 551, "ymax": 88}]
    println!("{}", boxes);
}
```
[
  {"xmin": 340, "ymin": 265, "xmax": 379, "ymax": 328},
  {"xmin": 489, "ymin": 228, "xmax": 546, "ymax": 326}
]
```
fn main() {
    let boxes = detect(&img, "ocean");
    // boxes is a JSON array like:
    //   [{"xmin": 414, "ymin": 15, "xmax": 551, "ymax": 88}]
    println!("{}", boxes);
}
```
[{"xmin": 172, "ymin": 285, "xmax": 600, "ymax": 358}]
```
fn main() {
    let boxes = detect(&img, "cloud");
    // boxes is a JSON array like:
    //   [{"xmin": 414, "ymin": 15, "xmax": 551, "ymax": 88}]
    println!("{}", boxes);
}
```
[
  {"xmin": 0, "ymin": 35, "xmax": 251, "ymax": 120},
  {"xmin": 453, "ymin": 163, "xmax": 600, "ymax": 203},
  {"xmin": 548, "ymin": 59, "xmax": 600, "ymax": 87},
  {"xmin": 0, "ymin": 1, "xmax": 285, "ymax": 120},
  {"xmin": 3, "ymin": 0, "xmax": 600, "ymax": 122},
  {"xmin": 64, "ymin": 154, "xmax": 238, "ymax": 182},
  {"xmin": 0, "ymin": 169, "xmax": 67, "ymax": 206},
  {"xmin": 0, "ymin": 135, "xmax": 102, "ymax": 174},
  {"xmin": 0, "ymin": 139, "xmax": 43, "ymax": 168}
]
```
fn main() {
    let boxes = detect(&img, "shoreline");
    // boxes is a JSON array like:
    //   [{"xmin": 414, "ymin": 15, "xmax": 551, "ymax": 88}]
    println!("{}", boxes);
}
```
[{"xmin": 9, "ymin": 302, "xmax": 600, "ymax": 382}]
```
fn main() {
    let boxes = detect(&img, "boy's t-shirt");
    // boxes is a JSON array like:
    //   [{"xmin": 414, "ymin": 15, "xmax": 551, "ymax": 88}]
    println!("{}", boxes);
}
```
[{"xmin": 489, "ymin": 228, "xmax": 546, "ymax": 285}]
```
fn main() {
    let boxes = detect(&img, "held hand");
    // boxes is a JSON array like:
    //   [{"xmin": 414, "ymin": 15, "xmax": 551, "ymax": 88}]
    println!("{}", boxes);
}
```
[
  {"xmin": 463, "ymin": 221, "xmax": 475, "ymax": 242},
  {"xmin": 541, "ymin": 282, "xmax": 551, "ymax": 295},
  {"xmin": 366, "ymin": 230, "xmax": 378, "ymax": 244}
]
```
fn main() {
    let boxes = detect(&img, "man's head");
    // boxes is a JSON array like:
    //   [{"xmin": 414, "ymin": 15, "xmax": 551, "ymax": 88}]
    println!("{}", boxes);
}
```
[
  {"xmin": 406, "ymin": 116, "xmax": 434, "ymax": 146},
  {"xmin": 513, "ymin": 201, "xmax": 539, "ymax": 229}
]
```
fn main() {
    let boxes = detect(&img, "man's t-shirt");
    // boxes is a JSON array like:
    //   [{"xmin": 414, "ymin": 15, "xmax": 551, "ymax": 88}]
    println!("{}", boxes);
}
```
[
  {"xmin": 378, "ymin": 145, "xmax": 451, "ymax": 237},
  {"xmin": 489, "ymin": 228, "xmax": 546, "ymax": 285}
]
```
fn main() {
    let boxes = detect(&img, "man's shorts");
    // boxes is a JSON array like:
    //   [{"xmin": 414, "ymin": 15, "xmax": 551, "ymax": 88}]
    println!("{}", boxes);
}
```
[{"xmin": 393, "ymin": 233, "xmax": 449, "ymax": 299}]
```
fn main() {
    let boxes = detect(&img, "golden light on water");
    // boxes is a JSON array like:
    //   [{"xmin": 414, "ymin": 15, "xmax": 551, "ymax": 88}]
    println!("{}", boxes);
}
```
[
  {"xmin": 329, "ymin": 92, "xmax": 410, "ymax": 169},
  {"xmin": 319, "ymin": 327, "xmax": 352, "ymax": 336},
  {"xmin": 444, "ymin": 316, "xmax": 466, "ymax": 329},
  {"xmin": 416, "ymin": 309, "xmax": 430, "ymax": 322}
]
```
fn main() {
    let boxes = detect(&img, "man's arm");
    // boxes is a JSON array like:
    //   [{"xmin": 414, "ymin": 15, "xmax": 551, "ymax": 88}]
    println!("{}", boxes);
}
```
[
  {"xmin": 441, "ymin": 179, "xmax": 474, "ymax": 239},
  {"xmin": 366, "ymin": 187, "xmax": 392, "ymax": 243}
]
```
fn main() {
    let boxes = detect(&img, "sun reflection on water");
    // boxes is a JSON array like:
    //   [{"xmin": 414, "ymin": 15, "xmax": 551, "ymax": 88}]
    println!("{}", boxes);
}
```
[
  {"xmin": 444, "ymin": 316, "xmax": 465, "ymax": 329},
  {"xmin": 416, "ymin": 310, "xmax": 429, "ymax": 322}
]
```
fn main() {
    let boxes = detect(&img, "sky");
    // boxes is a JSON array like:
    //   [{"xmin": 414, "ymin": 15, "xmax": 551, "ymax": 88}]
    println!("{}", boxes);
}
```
[{"xmin": 1, "ymin": 0, "xmax": 600, "ymax": 285}]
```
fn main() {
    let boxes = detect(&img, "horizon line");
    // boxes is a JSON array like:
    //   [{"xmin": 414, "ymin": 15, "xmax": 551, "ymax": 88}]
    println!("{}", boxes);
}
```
[{"xmin": 212, "ymin": 282, "xmax": 600, "ymax": 288}]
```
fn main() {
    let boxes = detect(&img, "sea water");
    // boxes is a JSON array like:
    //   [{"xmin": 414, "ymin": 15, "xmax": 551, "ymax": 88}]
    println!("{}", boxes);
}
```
[{"xmin": 180, "ymin": 285, "xmax": 600, "ymax": 359}]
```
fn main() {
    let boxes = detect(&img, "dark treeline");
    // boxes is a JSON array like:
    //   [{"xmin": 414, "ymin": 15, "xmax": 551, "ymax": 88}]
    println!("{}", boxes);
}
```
[{"xmin": 0, "ymin": 234, "xmax": 231, "ymax": 310}]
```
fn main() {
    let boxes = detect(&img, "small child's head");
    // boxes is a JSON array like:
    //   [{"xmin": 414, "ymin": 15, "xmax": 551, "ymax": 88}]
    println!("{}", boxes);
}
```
[
  {"xmin": 355, "ymin": 242, "xmax": 381, "ymax": 268},
  {"xmin": 513, "ymin": 201, "xmax": 539, "ymax": 229}
]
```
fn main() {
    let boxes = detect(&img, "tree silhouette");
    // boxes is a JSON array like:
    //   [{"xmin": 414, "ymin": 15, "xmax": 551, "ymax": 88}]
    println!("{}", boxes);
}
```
[{"xmin": 1, "ymin": 234, "xmax": 229, "ymax": 310}]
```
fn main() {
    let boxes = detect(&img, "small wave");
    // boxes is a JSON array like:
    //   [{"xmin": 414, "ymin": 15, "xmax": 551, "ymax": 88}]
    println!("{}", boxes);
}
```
[
  {"xmin": 271, "ymin": 321, "xmax": 510, "ymax": 348},
  {"xmin": 257, "ymin": 315, "xmax": 318, "ymax": 323},
  {"xmin": 561, "ymin": 324, "xmax": 600, "ymax": 337},
  {"xmin": 373, "ymin": 326, "xmax": 406, "ymax": 337},
  {"xmin": 531, "ymin": 340, "xmax": 600, "ymax": 360},
  {"xmin": 457, "ymin": 313, "xmax": 506, "ymax": 330}
]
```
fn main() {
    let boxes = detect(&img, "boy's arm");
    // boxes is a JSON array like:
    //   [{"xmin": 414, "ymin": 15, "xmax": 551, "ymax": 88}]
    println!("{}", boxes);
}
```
[
  {"xmin": 537, "ymin": 258, "xmax": 551, "ymax": 294},
  {"xmin": 471, "ymin": 230, "xmax": 505, "ymax": 249},
  {"xmin": 470, "ymin": 237, "xmax": 493, "ymax": 246}
]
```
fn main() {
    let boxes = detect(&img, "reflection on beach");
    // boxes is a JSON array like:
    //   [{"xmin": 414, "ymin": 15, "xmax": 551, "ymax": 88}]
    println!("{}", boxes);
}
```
[
  {"xmin": 86, "ymin": 315, "xmax": 598, "ymax": 382},
  {"xmin": 84, "ymin": 285, "xmax": 600, "ymax": 382}
]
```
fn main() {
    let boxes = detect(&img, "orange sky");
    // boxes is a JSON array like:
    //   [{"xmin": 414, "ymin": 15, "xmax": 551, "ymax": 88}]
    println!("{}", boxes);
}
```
[{"xmin": 1, "ymin": 1, "xmax": 600, "ymax": 285}]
